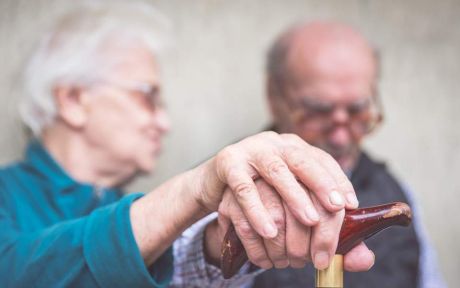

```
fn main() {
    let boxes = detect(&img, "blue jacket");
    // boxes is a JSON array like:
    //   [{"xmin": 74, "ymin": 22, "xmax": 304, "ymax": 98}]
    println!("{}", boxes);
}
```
[{"xmin": 0, "ymin": 140, "xmax": 173, "ymax": 287}]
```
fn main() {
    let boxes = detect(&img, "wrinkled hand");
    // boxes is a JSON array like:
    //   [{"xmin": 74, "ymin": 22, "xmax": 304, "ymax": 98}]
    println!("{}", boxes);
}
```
[
  {"xmin": 197, "ymin": 131, "xmax": 359, "ymax": 240},
  {"xmin": 205, "ymin": 180, "xmax": 374, "ymax": 271}
]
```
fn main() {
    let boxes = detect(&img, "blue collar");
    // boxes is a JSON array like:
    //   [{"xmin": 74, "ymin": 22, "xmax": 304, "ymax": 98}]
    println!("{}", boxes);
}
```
[
  {"xmin": 23, "ymin": 139, "xmax": 118, "ymax": 195},
  {"xmin": 25, "ymin": 139, "xmax": 79, "ymax": 192}
]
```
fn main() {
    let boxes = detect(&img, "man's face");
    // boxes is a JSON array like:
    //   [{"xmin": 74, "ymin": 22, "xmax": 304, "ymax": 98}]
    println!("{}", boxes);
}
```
[
  {"xmin": 270, "ymin": 43, "xmax": 379, "ymax": 172},
  {"xmin": 81, "ymin": 42, "xmax": 170, "ymax": 174}
]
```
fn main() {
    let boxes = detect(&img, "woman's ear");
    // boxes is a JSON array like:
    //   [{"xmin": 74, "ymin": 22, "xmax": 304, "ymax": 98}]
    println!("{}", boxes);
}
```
[{"xmin": 53, "ymin": 85, "xmax": 88, "ymax": 129}]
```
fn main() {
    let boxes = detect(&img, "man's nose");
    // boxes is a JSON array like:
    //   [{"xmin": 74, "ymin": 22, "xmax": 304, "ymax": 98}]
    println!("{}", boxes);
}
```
[
  {"xmin": 325, "ymin": 107, "xmax": 351, "ymax": 145},
  {"xmin": 330, "ymin": 107, "xmax": 350, "ymax": 125}
]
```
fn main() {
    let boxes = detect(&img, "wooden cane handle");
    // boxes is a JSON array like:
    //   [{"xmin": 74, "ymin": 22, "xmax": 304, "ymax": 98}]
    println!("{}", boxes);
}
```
[{"xmin": 221, "ymin": 202, "xmax": 412, "ymax": 279}]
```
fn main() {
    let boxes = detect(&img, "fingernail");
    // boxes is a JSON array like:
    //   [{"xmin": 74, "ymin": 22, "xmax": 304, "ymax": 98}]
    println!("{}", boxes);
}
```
[
  {"xmin": 314, "ymin": 251, "xmax": 330, "ymax": 270},
  {"xmin": 306, "ymin": 208, "xmax": 319, "ymax": 222},
  {"xmin": 329, "ymin": 191, "xmax": 344, "ymax": 206},
  {"xmin": 346, "ymin": 193, "xmax": 359, "ymax": 208},
  {"xmin": 274, "ymin": 260, "xmax": 290, "ymax": 269},
  {"xmin": 369, "ymin": 251, "xmax": 376, "ymax": 270},
  {"xmin": 264, "ymin": 223, "xmax": 278, "ymax": 238},
  {"xmin": 259, "ymin": 260, "xmax": 274, "ymax": 270}
]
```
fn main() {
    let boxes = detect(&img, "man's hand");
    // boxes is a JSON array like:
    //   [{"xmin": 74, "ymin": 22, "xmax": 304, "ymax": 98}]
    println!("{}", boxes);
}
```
[
  {"xmin": 196, "ymin": 131, "xmax": 359, "ymax": 267},
  {"xmin": 204, "ymin": 180, "xmax": 374, "ymax": 272}
]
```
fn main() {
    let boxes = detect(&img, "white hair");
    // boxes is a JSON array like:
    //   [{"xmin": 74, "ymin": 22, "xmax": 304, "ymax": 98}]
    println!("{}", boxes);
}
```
[{"xmin": 19, "ymin": 0, "xmax": 171, "ymax": 135}]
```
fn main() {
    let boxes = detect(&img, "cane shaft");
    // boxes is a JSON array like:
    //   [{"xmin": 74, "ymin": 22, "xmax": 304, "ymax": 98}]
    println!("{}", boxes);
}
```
[{"xmin": 315, "ymin": 254, "xmax": 343, "ymax": 288}]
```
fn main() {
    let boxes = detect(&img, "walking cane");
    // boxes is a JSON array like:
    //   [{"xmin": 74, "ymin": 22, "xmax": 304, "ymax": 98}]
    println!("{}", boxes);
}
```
[{"xmin": 221, "ymin": 202, "xmax": 412, "ymax": 288}]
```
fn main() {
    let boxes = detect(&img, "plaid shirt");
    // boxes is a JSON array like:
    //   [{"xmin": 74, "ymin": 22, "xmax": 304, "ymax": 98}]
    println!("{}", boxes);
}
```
[{"xmin": 170, "ymin": 213, "xmax": 260, "ymax": 287}]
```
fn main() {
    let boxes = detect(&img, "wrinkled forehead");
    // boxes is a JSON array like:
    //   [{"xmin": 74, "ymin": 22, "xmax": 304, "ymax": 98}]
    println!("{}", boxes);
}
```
[{"xmin": 284, "ymin": 31, "xmax": 378, "ymax": 101}]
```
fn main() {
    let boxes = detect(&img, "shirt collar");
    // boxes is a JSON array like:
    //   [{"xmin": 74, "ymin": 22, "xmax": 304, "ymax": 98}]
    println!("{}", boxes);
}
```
[{"xmin": 24, "ymin": 139, "xmax": 86, "ymax": 192}]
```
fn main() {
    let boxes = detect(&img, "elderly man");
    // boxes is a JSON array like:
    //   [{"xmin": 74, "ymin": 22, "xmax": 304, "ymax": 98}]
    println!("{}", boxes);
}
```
[
  {"xmin": 0, "ymin": 3, "xmax": 374, "ymax": 288},
  {"xmin": 251, "ymin": 21, "xmax": 445, "ymax": 288}
]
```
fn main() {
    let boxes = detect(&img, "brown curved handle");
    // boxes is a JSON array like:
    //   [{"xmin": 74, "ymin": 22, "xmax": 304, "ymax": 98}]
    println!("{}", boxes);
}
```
[{"xmin": 221, "ymin": 202, "xmax": 412, "ymax": 279}]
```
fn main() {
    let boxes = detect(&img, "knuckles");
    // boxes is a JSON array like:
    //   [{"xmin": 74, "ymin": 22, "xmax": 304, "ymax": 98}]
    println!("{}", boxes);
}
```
[
  {"xmin": 215, "ymin": 130, "xmax": 351, "ymax": 271},
  {"xmin": 271, "ymin": 212, "xmax": 286, "ymax": 231},
  {"xmin": 265, "ymin": 160, "xmax": 288, "ymax": 179},
  {"xmin": 233, "ymin": 182, "xmax": 255, "ymax": 201},
  {"xmin": 234, "ymin": 219, "xmax": 258, "ymax": 241},
  {"xmin": 279, "ymin": 133, "xmax": 304, "ymax": 145},
  {"xmin": 258, "ymin": 130, "xmax": 279, "ymax": 140},
  {"xmin": 287, "ymin": 245, "xmax": 309, "ymax": 261},
  {"xmin": 315, "ymin": 225, "xmax": 340, "ymax": 248},
  {"xmin": 215, "ymin": 145, "xmax": 237, "ymax": 169},
  {"xmin": 289, "ymin": 259, "xmax": 308, "ymax": 269},
  {"xmin": 289, "ymin": 157, "xmax": 311, "ymax": 173}
]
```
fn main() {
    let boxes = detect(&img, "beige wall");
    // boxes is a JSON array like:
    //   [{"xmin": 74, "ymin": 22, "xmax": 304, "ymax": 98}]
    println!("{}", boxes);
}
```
[{"xmin": 1, "ymin": 0, "xmax": 459, "ymax": 286}]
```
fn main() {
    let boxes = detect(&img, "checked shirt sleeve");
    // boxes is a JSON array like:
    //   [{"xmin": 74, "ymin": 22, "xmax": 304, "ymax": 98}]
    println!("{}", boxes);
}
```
[{"xmin": 169, "ymin": 213, "xmax": 262, "ymax": 288}]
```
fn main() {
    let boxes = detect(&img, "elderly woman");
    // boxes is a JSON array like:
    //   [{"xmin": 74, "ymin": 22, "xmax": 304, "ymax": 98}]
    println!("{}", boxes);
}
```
[{"xmin": 0, "ymin": 2, "xmax": 374, "ymax": 287}]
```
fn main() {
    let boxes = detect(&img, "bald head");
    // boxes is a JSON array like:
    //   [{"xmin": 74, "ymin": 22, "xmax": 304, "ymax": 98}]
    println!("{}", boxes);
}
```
[{"xmin": 267, "ymin": 21, "xmax": 378, "ymax": 93}]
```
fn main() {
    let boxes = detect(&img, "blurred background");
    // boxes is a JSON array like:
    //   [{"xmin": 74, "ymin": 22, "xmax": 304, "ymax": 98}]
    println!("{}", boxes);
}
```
[{"xmin": 0, "ymin": 0, "xmax": 458, "ymax": 286}]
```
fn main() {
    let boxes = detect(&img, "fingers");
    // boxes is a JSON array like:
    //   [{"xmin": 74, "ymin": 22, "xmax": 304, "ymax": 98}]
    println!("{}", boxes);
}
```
[
  {"xmin": 343, "ymin": 242, "xmax": 375, "ymax": 272},
  {"xmin": 282, "ymin": 147, "xmax": 344, "ymax": 213},
  {"xmin": 309, "ymin": 193, "xmax": 344, "ymax": 270},
  {"xmin": 218, "ymin": 180, "xmax": 310, "ymax": 270},
  {"xmin": 257, "ymin": 181, "xmax": 289, "ymax": 269},
  {"xmin": 218, "ymin": 181, "xmax": 292, "ymax": 269},
  {"xmin": 255, "ymin": 155, "xmax": 320, "ymax": 225},
  {"xmin": 218, "ymin": 176, "xmax": 370, "ymax": 273},
  {"xmin": 216, "ymin": 146, "xmax": 278, "ymax": 239},
  {"xmin": 313, "ymin": 147, "xmax": 359, "ymax": 209},
  {"xmin": 279, "ymin": 133, "xmax": 357, "ymax": 210},
  {"xmin": 214, "ymin": 132, "xmax": 355, "ymax": 240},
  {"xmin": 215, "ymin": 133, "xmax": 357, "ymax": 269},
  {"xmin": 284, "ymin": 201, "xmax": 311, "ymax": 268},
  {"xmin": 218, "ymin": 189, "xmax": 273, "ymax": 269}
]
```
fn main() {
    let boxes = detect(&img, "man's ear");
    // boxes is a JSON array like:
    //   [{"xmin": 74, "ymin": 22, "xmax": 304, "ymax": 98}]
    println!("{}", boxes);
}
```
[
  {"xmin": 53, "ymin": 85, "xmax": 89, "ymax": 129},
  {"xmin": 266, "ymin": 77, "xmax": 284, "ymax": 119}
]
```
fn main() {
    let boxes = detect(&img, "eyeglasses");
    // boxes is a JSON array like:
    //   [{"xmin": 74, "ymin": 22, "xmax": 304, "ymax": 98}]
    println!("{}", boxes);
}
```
[
  {"xmin": 284, "ymin": 94, "xmax": 382, "ymax": 134},
  {"xmin": 91, "ymin": 80, "xmax": 164, "ymax": 111}
]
